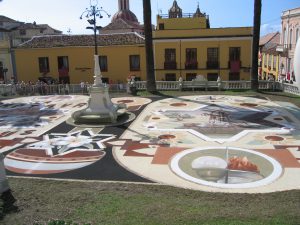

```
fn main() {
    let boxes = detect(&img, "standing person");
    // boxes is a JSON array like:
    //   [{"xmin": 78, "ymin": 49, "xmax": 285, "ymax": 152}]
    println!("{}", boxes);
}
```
[
  {"xmin": 65, "ymin": 82, "xmax": 70, "ymax": 95},
  {"xmin": 80, "ymin": 80, "xmax": 85, "ymax": 94},
  {"xmin": 60, "ymin": 80, "xmax": 65, "ymax": 95},
  {"xmin": 118, "ymin": 80, "xmax": 123, "ymax": 91},
  {"xmin": 178, "ymin": 76, "xmax": 183, "ymax": 82},
  {"xmin": 85, "ymin": 82, "xmax": 89, "ymax": 94},
  {"xmin": 178, "ymin": 75, "xmax": 183, "ymax": 91},
  {"xmin": 287, "ymin": 72, "xmax": 291, "ymax": 82},
  {"xmin": 10, "ymin": 77, "xmax": 14, "ymax": 84}
]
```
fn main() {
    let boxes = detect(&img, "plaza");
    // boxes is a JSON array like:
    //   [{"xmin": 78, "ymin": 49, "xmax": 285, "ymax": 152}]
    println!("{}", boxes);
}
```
[
  {"xmin": 1, "ymin": 93, "xmax": 299, "ymax": 194},
  {"xmin": 1, "ymin": 0, "xmax": 300, "ymax": 224}
]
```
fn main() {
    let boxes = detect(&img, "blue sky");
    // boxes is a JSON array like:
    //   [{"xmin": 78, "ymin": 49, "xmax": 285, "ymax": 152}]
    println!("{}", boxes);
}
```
[{"xmin": 1, "ymin": 0, "xmax": 300, "ymax": 36}]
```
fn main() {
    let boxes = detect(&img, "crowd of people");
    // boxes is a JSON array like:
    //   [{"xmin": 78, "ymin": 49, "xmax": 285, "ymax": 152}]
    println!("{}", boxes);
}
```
[
  {"xmin": 0, "ymin": 79, "xmax": 85, "ymax": 96},
  {"xmin": 0, "ymin": 78, "xmax": 128, "ymax": 96}
]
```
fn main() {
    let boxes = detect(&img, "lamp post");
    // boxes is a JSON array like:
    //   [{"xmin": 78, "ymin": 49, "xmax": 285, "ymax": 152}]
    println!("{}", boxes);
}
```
[
  {"xmin": 71, "ymin": 0, "xmax": 126, "ymax": 125},
  {"xmin": 80, "ymin": 0, "xmax": 109, "ymax": 56},
  {"xmin": 79, "ymin": 0, "xmax": 109, "ymax": 87}
]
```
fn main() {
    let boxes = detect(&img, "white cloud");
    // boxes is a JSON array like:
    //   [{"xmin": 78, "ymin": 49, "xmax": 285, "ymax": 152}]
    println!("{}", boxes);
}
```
[{"xmin": 261, "ymin": 23, "xmax": 281, "ymax": 36}]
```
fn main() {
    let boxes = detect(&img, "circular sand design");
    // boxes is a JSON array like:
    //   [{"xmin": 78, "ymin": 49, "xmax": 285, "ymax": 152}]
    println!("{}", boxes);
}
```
[
  {"xmin": 264, "ymin": 136, "xmax": 284, "ymax": 142},
  {"xmin": 170, "ymin": 147, "xmax": 282, "ymax": 189},
  {"xmin": 114, "ymin": 95, "xmax": 299, "ymax": 192},
  {"xmin": 170, "ymin": 103, "xmax": 187, "ymax": 107}
]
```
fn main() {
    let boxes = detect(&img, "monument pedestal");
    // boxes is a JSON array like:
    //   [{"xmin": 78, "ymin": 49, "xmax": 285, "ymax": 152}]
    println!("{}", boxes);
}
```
[{"xmin": 72, "ymin": 55, "xmax": 126, "ymax": 124}]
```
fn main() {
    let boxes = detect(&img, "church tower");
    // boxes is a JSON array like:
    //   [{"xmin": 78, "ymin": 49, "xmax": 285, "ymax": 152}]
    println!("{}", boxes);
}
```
[
  {"xmin": 169, "ymin": 0, "xmax": 182, "ymax": 18},
  {"xmin": 112, "ymin": 0, "xmax": 138, "ymax": 23},
  {"xmin": 101, "ymin": 0, "xmax": 144, "ymax": 35},
  {"xmin": 118, "ymin": 0, "xmax": 129, "ymax": 11}
]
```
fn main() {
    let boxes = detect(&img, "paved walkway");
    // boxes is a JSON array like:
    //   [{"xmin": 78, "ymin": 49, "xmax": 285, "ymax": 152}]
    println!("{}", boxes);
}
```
[{"xmin": 1, "ymin": 95, "xmax": 300, "ymax": 193}]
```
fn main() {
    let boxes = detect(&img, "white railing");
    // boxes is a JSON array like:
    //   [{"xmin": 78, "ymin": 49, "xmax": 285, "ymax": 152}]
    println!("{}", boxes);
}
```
[
  {"xmin": 182, "ymin": 81, "xmax": 220, "ymax": 90},
  {"xmin": 0, "ymin": 81, "xmax": 299, "ymax": 96},
  {"xmin": 281, "ymin": 83, "xmax": 300, "ymax": 96},
  {"xmin": 0, "ymin": 84, "xmax": 15, "ymax": 96},
  {"xmin": 156, "ymin": 81, "xmax": 180, "ymax": 90},
  {"xmin": 135, "ymin": 81, "xmax": 147, "ymax": 90},
  {"xmin": 222, "ymin": 81, "xmax": 251, "ymax": 90},
  {"xmin": 258, "ymin": 81, "xmax": 280, "ymax": 91},
  {"xmin": 136, "ymin": 80, "xmax": 251, "ymax": 91},
  {"xmin": 0, "ymin": 83, "xmax": 128, "ymax": 96}
]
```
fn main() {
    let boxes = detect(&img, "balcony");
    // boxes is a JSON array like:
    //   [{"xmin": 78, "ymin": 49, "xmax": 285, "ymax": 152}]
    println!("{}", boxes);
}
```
[
  {"xmin": 276, "ymin": 44, "xmax": 290, "ymax": 53},
  {"xmin": 206, "ymin": 61, "xmax": 219, "ymax": 69},
  {"xmin": 164, "ymin": 61, "xmax": 177, "ymax": 70},
  {"xmin": 185, "ymin": 61, "xmax": 198, "ymax": 70}
]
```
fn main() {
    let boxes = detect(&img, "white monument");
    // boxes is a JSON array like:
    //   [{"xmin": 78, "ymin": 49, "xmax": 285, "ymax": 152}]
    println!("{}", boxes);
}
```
[
  {"xmin": 71, "ymin": 0, "xmax": 130, "ymax": 125},
  {"xmin": 294, "ymin": 39, "xmax": 300, "ymax": 87},
  {"xmin": 72, "ymin": 55, "xmax": 125, "ymax": 124}
]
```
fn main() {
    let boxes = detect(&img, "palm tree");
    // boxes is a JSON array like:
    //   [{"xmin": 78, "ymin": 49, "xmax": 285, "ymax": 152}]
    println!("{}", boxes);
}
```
[
  {"xmin": 143, "ymin": 0, "xmax": 157, "ymax": 93},
  {"xmin": 251, "ymin": 0, "xmax": 262, "ymax": 91}
]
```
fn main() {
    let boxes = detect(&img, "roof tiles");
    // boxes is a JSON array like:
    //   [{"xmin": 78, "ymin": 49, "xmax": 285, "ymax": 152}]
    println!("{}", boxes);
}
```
[{"xmin": 18, "ymin": 32, "xmax": 145, "ymax": 48}]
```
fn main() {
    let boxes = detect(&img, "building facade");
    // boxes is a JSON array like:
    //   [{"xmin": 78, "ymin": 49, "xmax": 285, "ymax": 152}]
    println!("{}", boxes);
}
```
[
  {"xmin": 14, "ymin": 0, "xmax": 253, "ymax": 84},
  {"xmin": 277, "ymin": 7, "xmax": 300, "ymax": 82},
  {"xmin": 15, "ymin": 33, "xmax": 145, "ymax": 84},
  {"xmin": 0, "ymin": 16, "xmax": 21, "ymax": 83},
  {"xmin": 259, "ymin": 32, "xmax": 281, "ymax": 81},
  {"xmin": 0, "ymin": 15, "xmax": 61, "ymax": 83},
  {"xmin": 153, "ymin": 1, "xmax": 252, "ymax": 81}
]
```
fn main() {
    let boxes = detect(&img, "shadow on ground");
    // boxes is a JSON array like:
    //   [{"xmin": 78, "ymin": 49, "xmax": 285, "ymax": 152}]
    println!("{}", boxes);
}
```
[{"xmin": 0, "ymin": 190, "xmax": 19, "ymax": 221}]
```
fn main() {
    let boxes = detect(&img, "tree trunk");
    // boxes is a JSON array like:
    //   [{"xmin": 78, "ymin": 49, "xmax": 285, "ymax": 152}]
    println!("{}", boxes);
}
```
[
  {"xmin": 143, "ymin": 0, "xmax": 156, "ymax": 93},
  {"xmin": 251, "ymin": 0, "xmax": 262, "ymax": 91}
]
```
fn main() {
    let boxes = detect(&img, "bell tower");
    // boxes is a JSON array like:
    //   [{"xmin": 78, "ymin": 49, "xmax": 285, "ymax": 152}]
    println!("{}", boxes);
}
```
[{"xmin": 169, "ymin": 0, "xmax": 182, "ymax": 18}]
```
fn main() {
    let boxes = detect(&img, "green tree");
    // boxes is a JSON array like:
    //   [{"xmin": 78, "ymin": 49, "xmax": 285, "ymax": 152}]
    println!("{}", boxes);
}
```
[
  {"xmin": 143, "ymin": 0, "xmax": 156, "ymax": 93},
  {"xmin": 251, "ymin": 0, "xmax": 262, "ymax": 90}
]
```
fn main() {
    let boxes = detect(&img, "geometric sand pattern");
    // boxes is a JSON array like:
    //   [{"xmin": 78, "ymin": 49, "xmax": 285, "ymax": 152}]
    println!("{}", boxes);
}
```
[{"xmin": 2, "ymin": 95, "xmax": 300, "ymax": 193}]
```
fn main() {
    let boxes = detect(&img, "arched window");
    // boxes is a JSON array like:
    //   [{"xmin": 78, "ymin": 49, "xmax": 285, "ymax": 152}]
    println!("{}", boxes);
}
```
[
  {"xmin": 289, "ymin": 29, "xmax": 293, "ymax": 49},
  {"xmin": 283, "ymin": 27, "xmax": 287, "ymax": 46}
]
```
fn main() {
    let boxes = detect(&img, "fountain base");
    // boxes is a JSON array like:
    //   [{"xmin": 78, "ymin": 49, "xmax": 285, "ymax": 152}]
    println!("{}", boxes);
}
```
[{"xmin": 70, "ymin": 84, "xmax": 135, "ymax": 127}]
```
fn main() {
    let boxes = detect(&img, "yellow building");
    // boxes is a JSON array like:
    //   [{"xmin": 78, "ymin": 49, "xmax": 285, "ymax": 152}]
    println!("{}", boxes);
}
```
[
  {"xmin": 15, "ymin": 33, "xmax": 146, "ymax": 84},
  {"xmin": 153, "ymin": 1, "xmax": 252, "ymax": 81},
  {"xmin": 259, "ymin": 32, "xmax": 281, "ymax": 81},
  {"xmin": 0, "ymin": 15, "xmax": 61, "ymax": 83},
  {"xmin": 261, "ymin": 53, "xmax": 280, "ymax": 81},
  {"xmin": 14, "ymin": 0, "xmax": 253, "ymax": 83},
  {"xmin": 0, "ymin": 29, "xmax": 11, "ymax": 83}
]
